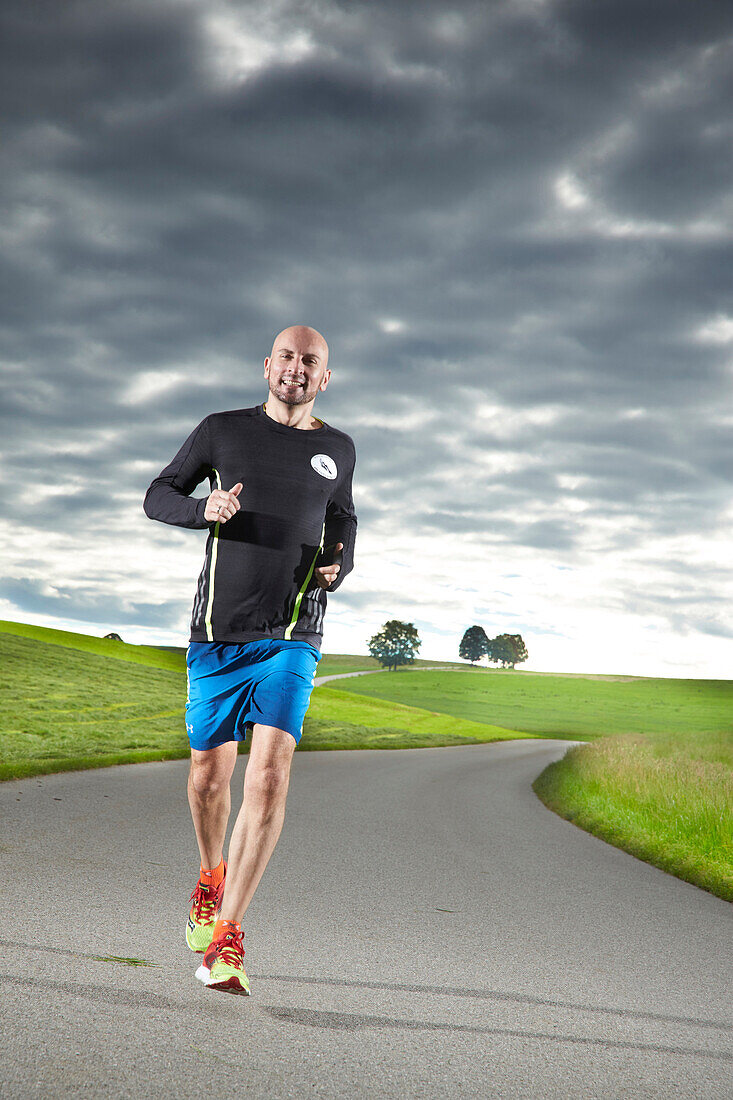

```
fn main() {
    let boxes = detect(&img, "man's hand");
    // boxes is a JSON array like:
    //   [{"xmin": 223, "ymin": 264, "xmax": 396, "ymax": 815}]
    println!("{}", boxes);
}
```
[
  {"xmin": 315, "ymin": 542, "xmax": 343, "ymax": 589},
  {"xmin": 204, "ymin": 482, "xmax": 243, "ymax": 523}
]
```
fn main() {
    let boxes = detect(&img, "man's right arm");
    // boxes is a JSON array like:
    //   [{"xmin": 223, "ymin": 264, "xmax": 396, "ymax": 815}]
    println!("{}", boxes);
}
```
[{"xmin": 143, "ymin": 418, "xmax": 213, "ymax": 529}]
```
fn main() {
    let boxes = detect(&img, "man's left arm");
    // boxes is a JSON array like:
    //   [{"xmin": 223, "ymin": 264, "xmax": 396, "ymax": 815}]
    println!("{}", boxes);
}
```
[{"xmin": 315, "ymin": 445, "xmax": 357, "ymax": 592}]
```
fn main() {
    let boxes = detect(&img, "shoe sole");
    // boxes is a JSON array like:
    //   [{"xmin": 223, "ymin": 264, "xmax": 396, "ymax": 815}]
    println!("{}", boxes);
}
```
[{"xmin": 195, "ymin": 963, "xmax": 250, "ymax": 996}]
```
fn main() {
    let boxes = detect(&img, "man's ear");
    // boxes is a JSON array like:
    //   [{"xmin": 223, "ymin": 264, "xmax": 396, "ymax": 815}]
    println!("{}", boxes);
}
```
[
  {"xmin": 319, "ymin": 368, "xmax": 332, "ymax": 392},
  {"xmin": 263, "ymin": 356, "xmax": 271, "ymax": 378}
]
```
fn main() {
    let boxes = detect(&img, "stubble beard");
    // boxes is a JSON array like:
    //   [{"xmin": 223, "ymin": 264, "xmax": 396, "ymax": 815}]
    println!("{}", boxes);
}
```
[{"xmin": 268, "ymin": 377, "xmax": 317, "ymax": 407}]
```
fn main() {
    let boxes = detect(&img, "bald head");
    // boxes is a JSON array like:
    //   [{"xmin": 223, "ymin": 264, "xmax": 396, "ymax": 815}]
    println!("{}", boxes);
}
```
[
  {"xmin": 264, "ymin": 324, "xmax": 332, "ymax": 412},
  {"xmin": 270, "ymin": 325, "xmax": 329, "ymax": 369}
]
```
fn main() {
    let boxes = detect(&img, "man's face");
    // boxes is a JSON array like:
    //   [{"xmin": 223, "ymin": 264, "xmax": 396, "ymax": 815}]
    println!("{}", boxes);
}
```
[{"xmin": 264, "ymin": 328, "xmax": 330, "ymax": 407}]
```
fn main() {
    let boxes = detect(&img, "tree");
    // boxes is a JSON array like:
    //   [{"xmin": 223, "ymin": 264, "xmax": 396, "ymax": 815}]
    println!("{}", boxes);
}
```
[
  {"xmin": 459, "ymin": 625, "xmax": 489, "ymax": 664},
  {"xmin": 368, "ymin": 620, "xmax": 421, "ymax": 671},
  {"xmin": 507, "ymin": 634, "xmax": 529, "ymax": 668},
  {"xmin": 487, "ymin": 633, "xmax": 528, "ymax": 669}
]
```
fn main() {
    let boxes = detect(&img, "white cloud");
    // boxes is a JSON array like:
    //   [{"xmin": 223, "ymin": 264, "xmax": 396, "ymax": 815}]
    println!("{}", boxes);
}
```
[
  {"xmin": 379, "ymin": 318, "xmax": 406, "ymax": 333},
  {"xmin": 474, "ymin": 402, "xmax": 565, "ymax": 438},
  {"xmin": 556, "ymin": 474, "xmax": 590, "ymax": 491},
  {"xmin": 200, "ymin": 4, "xmax": 316, "ymax": 86},
  {"xmin": 695, "ymin": 315, "xmax": 733, "ymax": 345},
  {"xmin": 431, "ymin": 13, "xmax": 469, "ymax": 44},
  {"xmin": 547, "ymin": 179, "xmax": 726, "ymax": 242},
  {"xmin": 122, "ymin": 370, "xmax": 191, "ymax": 405},
  {"xmin": 554, "ymin": 172, "xmax": 589, "ymax": 210}
]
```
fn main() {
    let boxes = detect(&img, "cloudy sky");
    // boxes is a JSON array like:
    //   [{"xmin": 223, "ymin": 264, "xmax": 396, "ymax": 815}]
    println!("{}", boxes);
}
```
[{"xmin": 2, "ymin": 0, "xmax": 732, "ymax": 678}]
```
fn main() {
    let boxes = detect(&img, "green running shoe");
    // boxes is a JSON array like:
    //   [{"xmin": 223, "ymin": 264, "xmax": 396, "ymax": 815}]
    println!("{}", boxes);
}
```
[
  {"xmin": 186, "ymin": 865, "xmax": 226, "ymax": 953},
  {"xmin": 195, "ymin": 928, "xmax": 250, "ymax": 996}
]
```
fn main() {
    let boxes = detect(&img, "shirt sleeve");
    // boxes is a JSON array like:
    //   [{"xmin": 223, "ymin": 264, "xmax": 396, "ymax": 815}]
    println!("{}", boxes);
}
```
[
  {"xmin": 321, "ymin": 442, "xmax": 357, "ymax": 592},
  {"xmin": 143, "ymin": 418, "xmax": 213, "ymax": 530}
]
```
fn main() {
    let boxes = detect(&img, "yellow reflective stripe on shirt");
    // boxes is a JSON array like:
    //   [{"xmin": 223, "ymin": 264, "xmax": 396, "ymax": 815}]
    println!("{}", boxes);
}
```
[
  {"xmin": 204, "ymin": 468, "xmax": 222, "ymax": 642},
  {"xmin": 284, "ymin": 523, "xmax": 324, "ymax": 640}
]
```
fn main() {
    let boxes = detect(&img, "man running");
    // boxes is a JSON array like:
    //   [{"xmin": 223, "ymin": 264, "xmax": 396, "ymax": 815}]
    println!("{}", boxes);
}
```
[{"xmin": 143, "ymin": 325, "xmax": 357, "ymax": 995}]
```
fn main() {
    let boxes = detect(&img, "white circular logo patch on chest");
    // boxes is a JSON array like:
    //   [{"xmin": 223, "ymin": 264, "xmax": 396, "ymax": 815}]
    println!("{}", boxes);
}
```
[{"xmin": 311, "ymin": 453, "xmax": 338, "ymax": 480}]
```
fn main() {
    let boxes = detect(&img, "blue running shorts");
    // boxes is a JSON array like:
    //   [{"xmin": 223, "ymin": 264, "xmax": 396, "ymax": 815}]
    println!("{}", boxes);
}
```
[{"xmin": 185, "ymin": 639, "xmax": 321, "ymax": 750}]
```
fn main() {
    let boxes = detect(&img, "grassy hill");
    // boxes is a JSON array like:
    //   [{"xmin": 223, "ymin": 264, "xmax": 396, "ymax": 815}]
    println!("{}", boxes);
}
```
[
  {"xmin": 0, "ymin": 622, "xmax": 526, "ymax": 780},
  {"xmin": 0, "ymin": 630, "xmax": 188, "ymax": 779},
  {"xmin": 0, "ymin": 619, "xmax": 186, "ymax": 673},
  {"xmin": 331, "ymin": 668, "xmax": 733, "ymax": 761}
]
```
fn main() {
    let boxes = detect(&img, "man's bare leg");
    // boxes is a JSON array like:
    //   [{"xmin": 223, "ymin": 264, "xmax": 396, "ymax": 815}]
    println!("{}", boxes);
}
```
[
  {"xmin": 218, "ymin": 723, "xmax": 296, "ymax": 922},
  {"xmin": 188, "ymin": 741, "xmax": 239, "ymax": 870}
]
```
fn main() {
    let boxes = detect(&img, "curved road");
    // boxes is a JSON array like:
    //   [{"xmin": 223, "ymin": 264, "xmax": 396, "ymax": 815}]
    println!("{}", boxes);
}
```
[
  {"xmin": 314, "ymin": 665, "xmax": 458, "ymax": 684},
  {"xmin": 1, "ymin": 740, "xmax": 731, "ymax": 1099}
]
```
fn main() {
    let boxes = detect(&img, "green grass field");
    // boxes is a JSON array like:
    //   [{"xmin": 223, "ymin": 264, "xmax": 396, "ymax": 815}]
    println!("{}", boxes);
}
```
[
  {"xmin": 0, "ymin": 631, "xmax": 188, "ymax": 779},
  {"xmin": 1, "ymin": 620, "xmax": 730, "ymax": 901},
  {"xmin": 304, "ymin": 684, "xmax": 524, "ymax": 750},
  {"xmin": 331, "ymin": 667, "xmax": 733, "ymax": 755},
  {"xmin": 0, "ymin": 619, "xmax": 186, "ymax": 673},
  {"xmin": 0, "ymin": 623, "xmax": 526, "ymax": 780}
]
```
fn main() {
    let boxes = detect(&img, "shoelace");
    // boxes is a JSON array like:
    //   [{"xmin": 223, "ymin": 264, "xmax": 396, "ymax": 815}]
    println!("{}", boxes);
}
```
[
  {"xmin": 214, "ymin": 930, "xmax": 245, "ymax": 966},
  {"xmin": 189, "ymin": 880, "xmax": 220, "ymax": 922}
]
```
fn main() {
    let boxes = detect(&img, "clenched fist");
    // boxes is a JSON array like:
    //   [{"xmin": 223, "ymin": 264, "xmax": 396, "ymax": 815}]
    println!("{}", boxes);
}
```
[
  {"xmin": 315, "ymin": 542, "xmax": 344, "ymax": 589},
  {"xmin": 205, "ymin": 482, "xmax": 243, "ymax": 523}
]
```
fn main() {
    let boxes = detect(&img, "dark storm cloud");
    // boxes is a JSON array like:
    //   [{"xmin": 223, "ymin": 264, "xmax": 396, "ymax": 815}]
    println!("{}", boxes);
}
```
[
  {"xmin": 0, "ymin": 577, "xmax": 187, "ymax": 629},
  {"xmin": 1, "ymin": 0, "xmax": 731, "ymax": 649}
]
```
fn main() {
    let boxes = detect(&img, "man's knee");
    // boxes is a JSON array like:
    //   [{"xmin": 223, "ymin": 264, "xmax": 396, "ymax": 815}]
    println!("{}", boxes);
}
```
[
  {"xmin": 243, "ymin": 724, "xmax": 295, "ymax": 807},
  {"xmin": 189, "ymin": 744, "xmax": 236, "ymax": 799},
  {"xmin": 244, "ymin": 758, "xmax": 292, "ymax": 809}
]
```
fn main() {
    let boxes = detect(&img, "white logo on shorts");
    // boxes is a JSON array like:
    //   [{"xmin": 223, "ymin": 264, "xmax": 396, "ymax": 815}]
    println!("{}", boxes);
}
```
[{"xmin": 311, "ymin": 453, "xmax": 337, "ymax": 480}]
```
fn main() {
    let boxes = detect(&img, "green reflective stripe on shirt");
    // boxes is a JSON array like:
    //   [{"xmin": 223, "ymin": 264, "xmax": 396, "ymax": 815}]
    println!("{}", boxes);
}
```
[
  {"xmin": 204, "ymin": 468, "xmax": 222, "ymax": 642},
  {"xmin": 284, "ymin": 523, "xmax": 324, "ymax": 640}
]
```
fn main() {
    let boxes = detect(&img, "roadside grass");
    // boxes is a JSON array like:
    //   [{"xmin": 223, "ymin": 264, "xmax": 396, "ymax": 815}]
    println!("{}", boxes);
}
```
[{"xmin": 533, "ymin": 736, "xmax": 733, "ymax": 901}]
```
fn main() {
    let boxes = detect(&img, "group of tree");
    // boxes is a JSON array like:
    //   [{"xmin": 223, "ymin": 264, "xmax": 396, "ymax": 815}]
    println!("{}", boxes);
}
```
[
  {"xmin": 459, "ymin": 625, "xmax": 528, "ymax": 669},
  {"xmin": 366, "ymin": 618, "xmax": 527, "ymax": 672},
  {"xmin": 368, "ymin": 620, "xmax": 421, "ymax": 671}
]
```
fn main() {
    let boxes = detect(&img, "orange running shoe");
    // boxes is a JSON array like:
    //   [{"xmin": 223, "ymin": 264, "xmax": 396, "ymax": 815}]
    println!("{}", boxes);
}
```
[
  {"xmin": 186, "ymin": 865, "xmax": 226, "ymax": 953},
  {"xmin": 195, "ymin": 928, "xmax": 250, "ymax": 995}
]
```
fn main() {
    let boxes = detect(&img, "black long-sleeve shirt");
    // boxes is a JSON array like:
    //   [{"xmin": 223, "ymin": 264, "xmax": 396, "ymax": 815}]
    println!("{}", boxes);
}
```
[{"xmin": 143, "ymin": 404, "xmax": 357, "ymax": 650}]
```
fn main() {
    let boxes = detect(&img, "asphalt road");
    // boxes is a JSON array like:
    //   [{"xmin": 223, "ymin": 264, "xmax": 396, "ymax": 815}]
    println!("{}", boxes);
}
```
[{"xmin": 1, "ymin": 739, "xmax": 731, "ymax": 1099}]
